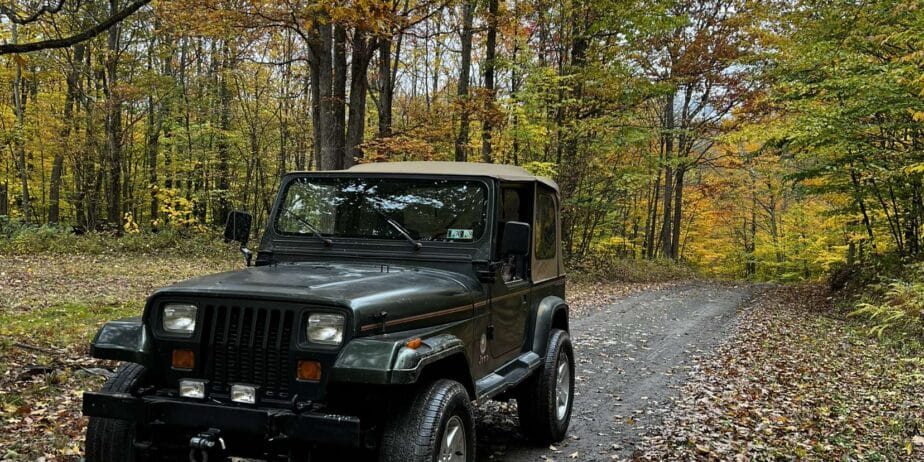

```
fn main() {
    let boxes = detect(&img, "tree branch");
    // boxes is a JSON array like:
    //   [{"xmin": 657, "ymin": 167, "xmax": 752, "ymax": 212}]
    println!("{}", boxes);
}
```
[
  {"xmin": 0, "ymin": 0, "xmax": 150, "ymax": 55},
  {"xmin": 0, "ymin": 0, "xmax": 66, "ymax": 25}
]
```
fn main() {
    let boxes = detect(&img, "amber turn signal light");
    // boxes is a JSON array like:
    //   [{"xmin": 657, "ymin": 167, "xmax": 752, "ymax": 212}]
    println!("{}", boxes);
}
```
[
  {"xmin": 172, "ymin": 349, "xmax": 195, "ymax": 370},
  {"xmin": 405, "ymin": 337, "xmax": 423, "ymax": 349},
  {"xmin": 297, "ymin": 360, "xmax": 322, "ymax": 382}
]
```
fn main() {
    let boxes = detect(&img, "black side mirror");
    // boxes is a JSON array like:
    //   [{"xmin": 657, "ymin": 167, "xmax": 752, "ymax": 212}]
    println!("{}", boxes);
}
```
[
  {"xmin": 224, "ymin": 211, "xmax": 253, "ymax": 246},
  {"xmin": 501, "ymin": 221, "xmax": 531, "ymax": 257}
]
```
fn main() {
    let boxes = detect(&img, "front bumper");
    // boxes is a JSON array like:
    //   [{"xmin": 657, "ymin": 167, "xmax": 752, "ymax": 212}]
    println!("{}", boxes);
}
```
[{"xmin": 82, "ymin": 391, "xmax": 363, "ymax": 448}]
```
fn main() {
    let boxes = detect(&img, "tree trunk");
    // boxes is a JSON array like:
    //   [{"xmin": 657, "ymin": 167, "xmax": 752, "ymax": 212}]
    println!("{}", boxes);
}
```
[
  {"xmin": 278, "ymin": 32, "xmax": 293, "ymax": 179},
  {"xmin": 0, "ymin": 183, "xmax": 7, "ymax": 216},
  {"xmin": 645, "ymin": 166, "xmax": 661, "ymax": 259},
  {"xmin": 670, "ymin": 165, "xmax": 685, "ymax": 259},
  {"xmin": 310, "ymin": 47, "xmax": 322, "ymax": 169},
  {"xmin": 377, "ymin": 39, "xmax": 393, "ymax": 138},
  {"xmin": 317, "ymin": 23, "xmax": 337, "ymax": 170},
  {"xmin": 454, "ymin": 0, "xmax": 475, "ymax": 162},
  {"xmin": 50, "ymin": 47, "xmax": 82, "ymax": 225},
  {"xmin": 12, "ymin": 23, "xmax": 31, "ymax": 224},
  {"xmin": 145, "ymin": 34, "xmax": 167, "ymax": 225},
  {"xmin": 660, "ymin": 95, "xmax": 674, "ymax": 259},
  {"xmin": 332, "ymin": 24, "xmax": 347, "ymax": 169},
  {"xmin": 347, "ymin": 31, "xmax": 375, "ymax": 164},
  {"xmin": 480, "ymin": 0, "xmax": 498, "ymax": 164},
  {"xmin": 510, "ymin": 0, "xmax": 520, "ymax": 165},
  {"xmin": 105, "ymin": 0, "xmax": 123, "ymax": 227},
  {"xmin": 746, "ymin": 191, "xmax": 757, "ymax": 277},
  {"xmin": 215, "ymin": 45, "xmax": 232, "ymax": 226},
  {"xmin": 431, "ymin": 18, "xmax": 441, "ymax": 113},
  {"xmin": 76, "ymin": 46, "xmax": 96, "ymax": 230}
]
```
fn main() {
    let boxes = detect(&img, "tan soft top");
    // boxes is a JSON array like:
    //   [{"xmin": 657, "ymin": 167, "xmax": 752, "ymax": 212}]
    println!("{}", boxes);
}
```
[{"xmin": 344, "ymin": 161, "xmax": 559, "ymax": 192}]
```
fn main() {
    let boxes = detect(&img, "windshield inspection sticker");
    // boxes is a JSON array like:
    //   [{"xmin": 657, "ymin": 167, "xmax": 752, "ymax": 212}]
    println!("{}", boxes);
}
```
[{"xmin": 447, "ymin": 229, "xmax": 474, "ymax": 240}]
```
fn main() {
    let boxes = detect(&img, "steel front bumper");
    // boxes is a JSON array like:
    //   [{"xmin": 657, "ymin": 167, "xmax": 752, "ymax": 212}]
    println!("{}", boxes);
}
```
[{"xmin": 82, "ymin": 391, "xmax": 363, "ymax": 447}]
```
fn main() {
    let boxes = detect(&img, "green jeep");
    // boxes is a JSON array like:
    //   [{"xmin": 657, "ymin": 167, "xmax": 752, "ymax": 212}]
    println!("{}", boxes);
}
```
[{"xmin": 82, "ymin": 161, "xmax": 574, "ymax": 461}]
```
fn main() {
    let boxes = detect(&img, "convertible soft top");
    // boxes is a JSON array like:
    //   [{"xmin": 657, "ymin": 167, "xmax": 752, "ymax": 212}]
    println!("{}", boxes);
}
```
[{"xmin": 344, "ymin": 161, "xmax": 560, "ymax": 192}]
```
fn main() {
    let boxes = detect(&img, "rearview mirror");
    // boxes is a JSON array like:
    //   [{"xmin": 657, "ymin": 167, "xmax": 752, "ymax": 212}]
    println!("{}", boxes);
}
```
[
  {"xmin": 224, "ymin": 211, "xmax": 253, "ymax": 246},
  {"xmin": 501, "ymin": 221, "xmax": 531, "ymax": 257}
]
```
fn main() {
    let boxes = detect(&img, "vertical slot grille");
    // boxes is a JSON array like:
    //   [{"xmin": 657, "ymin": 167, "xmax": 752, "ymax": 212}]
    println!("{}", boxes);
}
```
[{"xmin": 205, "ymin": 304, "xmax": 294, "ymax": 399}]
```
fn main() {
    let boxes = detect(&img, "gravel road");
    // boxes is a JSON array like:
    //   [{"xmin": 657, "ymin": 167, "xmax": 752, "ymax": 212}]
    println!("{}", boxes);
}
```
[{"xmin": 476, "ymin": 282, "xmax": 755, "ymax": 461}]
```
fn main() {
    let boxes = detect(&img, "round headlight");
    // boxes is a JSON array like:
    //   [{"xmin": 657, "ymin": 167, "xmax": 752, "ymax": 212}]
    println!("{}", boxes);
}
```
[
  {"xmin": 163, "ymin": 304, "xmax": 198, "ymax": 335},
  {"xmin": 307, "ymin": 313, "xmax": 344, "ymax": 345}
]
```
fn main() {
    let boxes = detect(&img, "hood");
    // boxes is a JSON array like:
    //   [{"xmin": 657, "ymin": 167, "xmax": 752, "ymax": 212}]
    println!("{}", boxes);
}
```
[{"xmin": 151, "ymin": 261, "xmax": 483, "ymax": 328}]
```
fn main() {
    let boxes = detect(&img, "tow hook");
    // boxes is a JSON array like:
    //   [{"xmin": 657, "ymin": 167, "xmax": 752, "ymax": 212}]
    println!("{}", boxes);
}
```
[{"xmin": 189, "ymin": 428, "xmax": 226, "ymax": 462}]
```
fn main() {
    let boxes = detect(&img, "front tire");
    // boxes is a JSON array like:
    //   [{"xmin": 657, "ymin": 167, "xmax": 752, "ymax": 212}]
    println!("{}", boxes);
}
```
[
  {"xmin": 380, "ymin": 379, "xmax": 476, "ymax": 462},
  {"xmin": 85, "ymin": 363, "xmax": 146, "ymax": 462},
  {"xmin": 516, "ymin": 328, "xmax": 574, "ymax": 444}
]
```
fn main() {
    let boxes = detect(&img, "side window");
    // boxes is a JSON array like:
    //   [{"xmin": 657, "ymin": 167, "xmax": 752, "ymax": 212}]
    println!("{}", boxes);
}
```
[{"xmin": 535, "ymin": 193, "xmax": 557, "ymax": 260}]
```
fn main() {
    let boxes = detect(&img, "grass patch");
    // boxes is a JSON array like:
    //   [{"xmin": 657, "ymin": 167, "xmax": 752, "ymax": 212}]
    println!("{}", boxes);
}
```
[
  {"xmin": 0, "ymin": 252, "xmax": 237, "ymax": 460},
  {"xmin": 0, "ymin": 302, "xmax": 139, "ymax": 350},
  {"xmin": 1, "ymin": 253, "xmax": 239, "ymax": 311}
]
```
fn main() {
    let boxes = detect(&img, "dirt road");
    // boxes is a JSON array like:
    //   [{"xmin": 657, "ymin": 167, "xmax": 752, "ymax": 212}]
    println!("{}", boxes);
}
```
[{"xmin": 477, "ymin": 282, "xmax": 755, "ymax": 461}]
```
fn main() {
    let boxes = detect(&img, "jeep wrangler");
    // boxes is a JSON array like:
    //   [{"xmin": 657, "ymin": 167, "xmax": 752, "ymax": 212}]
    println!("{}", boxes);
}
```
[{"xmin": 82, "ymin": 161, "xmax": 573, "ymax": 461}]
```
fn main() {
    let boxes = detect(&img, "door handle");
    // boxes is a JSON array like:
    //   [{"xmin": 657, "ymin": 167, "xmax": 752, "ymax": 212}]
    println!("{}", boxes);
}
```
[{"xmin": 521, "ymin": 294, "xmax": 528, "ymax": 304}]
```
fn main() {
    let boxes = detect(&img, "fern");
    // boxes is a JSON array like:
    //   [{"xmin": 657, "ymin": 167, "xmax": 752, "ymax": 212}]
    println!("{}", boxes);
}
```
[{"xmin": 850, "ymin": 281, "xmax": 924, "ymax": 339}]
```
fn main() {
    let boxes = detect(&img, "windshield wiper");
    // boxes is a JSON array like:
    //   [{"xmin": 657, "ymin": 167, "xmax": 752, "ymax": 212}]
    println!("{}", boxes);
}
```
[
  {"xmin": 364, "ymin": 198, "xmax": 422, "ymax": 251},
  {"xmin": 281, "ymin": 208, "xmax": 333, "ymax": 246}
]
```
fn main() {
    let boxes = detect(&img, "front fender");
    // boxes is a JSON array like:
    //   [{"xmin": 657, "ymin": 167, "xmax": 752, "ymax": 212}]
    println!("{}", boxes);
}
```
[
  {"xmin": 529, "ymin": 296, "xmax": 569, "ymax": 356},
  {"xmin": 89, "ymin": 317, "xmax": 153, "ymax": 365},
  {"xmin": 330, "ymin": 330, "xmax": 467, "ymax": 386}
]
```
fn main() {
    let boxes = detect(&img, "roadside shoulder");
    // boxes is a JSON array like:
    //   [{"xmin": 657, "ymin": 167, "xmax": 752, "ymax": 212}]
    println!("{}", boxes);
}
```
[{"xmin": 636, "ymin": 285, "xmax": 924, "ymax": 461}]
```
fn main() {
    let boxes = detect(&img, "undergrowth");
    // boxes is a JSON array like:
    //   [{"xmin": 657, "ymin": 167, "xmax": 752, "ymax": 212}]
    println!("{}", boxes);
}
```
[
  {"xmin": 568, "ymin": 254, "xmax": 698, "ymax": 284},
  {"xmin": 0, "ymin": 217, "xmax": 237, "ymax": 258},
  {"xmin": 834, "ymin": 254, "xmax": 924, "ymax": 353}
]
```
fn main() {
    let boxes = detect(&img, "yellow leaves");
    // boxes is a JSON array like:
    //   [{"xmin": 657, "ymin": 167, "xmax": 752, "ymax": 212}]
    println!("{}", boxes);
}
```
[
  {"xmin": 905, "ymin": 163, "xmax": 924, "ymax": 174},
  {"xmin": 123, "ymin": 212, "xmax": 140, "ymax": 234},
  {"xmin": 360, "ymin": 135, "xmax": 435, "ymax": 162},
  {"xmin": 151, "ymin": 185, "xmax": 200, "ymax": 228},
  {"xmin": 522, "ymin": 161, "xmax": 557, "ymax": 178}
]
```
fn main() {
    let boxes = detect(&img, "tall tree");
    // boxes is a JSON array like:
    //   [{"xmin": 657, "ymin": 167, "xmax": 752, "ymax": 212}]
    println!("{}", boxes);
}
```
[
  {"xmin": 104, "ymin": 0, "xmax": 124, "ymax": 226},
  {"xmin": 481, "ymin": 0, "xmax": 499, "ymax": 163},
  {"xmin": 454, "ymin": 0, "xmax": 475, "ymax": 162},
  {"xmin": 11, "ymin": 23, "xmax": 30, "ymax": 223}
]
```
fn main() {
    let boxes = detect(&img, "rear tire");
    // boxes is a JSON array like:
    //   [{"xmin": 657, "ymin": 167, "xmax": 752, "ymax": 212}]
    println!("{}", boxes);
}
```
[
  {"xmin": 380, "ymin": 379, "xmax": 475, "ymax": 462},
  {"xmin": 85, "ymin": 363, "xmax": 146, "ymax": 462},
  {"xmin": 516, "ymin": 328, "xmax": 574, "ymax": 444}
]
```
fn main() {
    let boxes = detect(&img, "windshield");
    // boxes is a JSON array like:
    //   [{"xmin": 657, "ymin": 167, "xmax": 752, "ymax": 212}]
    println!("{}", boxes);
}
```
[{"xmin": 275, "ymin": 177, "xmax": 488, "ymax": 243}]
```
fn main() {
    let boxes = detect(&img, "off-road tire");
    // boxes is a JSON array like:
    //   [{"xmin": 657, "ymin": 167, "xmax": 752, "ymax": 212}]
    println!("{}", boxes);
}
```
[
  {"xmin": 516, "ymin": 328, "xmax": 574, "ymax": 444},
  {"xmin": 85, "ymin": 363, "xmax": 146, "ymax": 462},
  {"xmin": 380, "ymin": 379, "xmax": 476, "ymax": 462}
]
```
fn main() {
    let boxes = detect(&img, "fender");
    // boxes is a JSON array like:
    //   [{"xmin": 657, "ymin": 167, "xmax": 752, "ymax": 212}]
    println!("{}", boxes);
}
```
[
  {"xmin": 330, "ymin": 330, "xmax": 470, "ymax": 387},
  {"xmin": 89, "ymin": 317, "xmax": 153, "ymax": 365},
  {"xmin": 529, "ymin": 296, "xmax": 569, "ymax": 357}
]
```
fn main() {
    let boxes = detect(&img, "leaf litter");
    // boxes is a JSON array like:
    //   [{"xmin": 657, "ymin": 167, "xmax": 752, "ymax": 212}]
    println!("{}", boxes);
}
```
[{"xmin": 635, "ymin": 285, "xmax": 924, "ymax": 461}]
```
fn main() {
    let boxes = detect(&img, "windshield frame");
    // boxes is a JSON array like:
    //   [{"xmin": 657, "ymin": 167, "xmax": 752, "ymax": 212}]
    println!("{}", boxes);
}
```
[{"xmin": 269, "ymin": 173, "xmax": 494, "ymax": 248}]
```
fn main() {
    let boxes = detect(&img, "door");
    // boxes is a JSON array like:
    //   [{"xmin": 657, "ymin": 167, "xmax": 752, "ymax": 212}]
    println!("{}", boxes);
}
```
[{"xmin": 487, "ymin": 186, "xmax": 533, "ymax": 362}]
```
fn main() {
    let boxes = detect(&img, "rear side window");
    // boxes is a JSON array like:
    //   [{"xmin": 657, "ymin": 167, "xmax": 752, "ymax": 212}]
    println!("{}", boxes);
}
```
[{"xmin": 535, "ymin": 193, "xmax": 557, "ymax": 259}]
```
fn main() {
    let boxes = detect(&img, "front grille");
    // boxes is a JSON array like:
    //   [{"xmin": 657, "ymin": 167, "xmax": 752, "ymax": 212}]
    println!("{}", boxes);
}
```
[{"xmin": 204, "ymin": 304, "xmax": 295, "ymax": 399}]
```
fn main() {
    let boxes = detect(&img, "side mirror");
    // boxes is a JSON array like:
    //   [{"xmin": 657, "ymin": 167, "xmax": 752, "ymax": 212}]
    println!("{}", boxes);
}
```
[
  {"xmin": 224, "ymin": 211, "xmax": 253, "ymax": 246},
  {"xmin": 501, "ymin": 221, "xmax": 531, "ymax": 257}
]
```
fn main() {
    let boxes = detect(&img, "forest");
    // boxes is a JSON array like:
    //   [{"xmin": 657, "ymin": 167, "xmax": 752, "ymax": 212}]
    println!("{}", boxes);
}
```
[
  {"xmin": 2, "ymin": 1, "xmax": 924, "ymax": 460},
  {"xmin": 0, "ymin": 0, "xmax": 922, "ymax": 280}
]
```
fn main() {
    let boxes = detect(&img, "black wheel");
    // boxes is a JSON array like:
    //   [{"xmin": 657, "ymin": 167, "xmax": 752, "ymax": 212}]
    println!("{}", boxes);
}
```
[
  {"xmin": 380, "ymin": 379, "xmax": 476, "ymax": 462},
  {"xmin": 85, "ymin": 363, "xmax": 146, "ymax": 462},
  {"xmin": 516, "ymin": 328, "xmax": 574, "ymax": 444}
]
